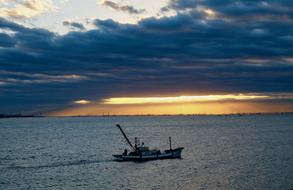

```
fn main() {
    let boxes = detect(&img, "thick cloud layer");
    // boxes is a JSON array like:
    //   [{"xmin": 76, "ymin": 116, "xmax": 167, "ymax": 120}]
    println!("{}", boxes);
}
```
[{"xmin": 0, "ymin": 0, "xmax": 293, "ymax": 113}]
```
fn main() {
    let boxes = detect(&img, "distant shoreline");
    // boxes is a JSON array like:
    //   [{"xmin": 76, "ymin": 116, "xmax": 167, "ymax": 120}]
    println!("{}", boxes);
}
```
[
  {"xmin": 0, "ymin": 114, "xmax": 43, "ymax": 119},
  {"xmin": 50, "ymin": 112, "xmax": 293, "ymax": 117},
  {"xmin": 1, "ymin": 112, "xmax": 292, "ymax": 119}
]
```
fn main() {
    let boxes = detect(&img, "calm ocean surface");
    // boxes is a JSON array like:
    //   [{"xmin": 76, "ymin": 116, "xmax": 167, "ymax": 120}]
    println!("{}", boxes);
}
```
[{"xmin": 0, "ymin": 115, "xmax": 292, "ymax": 190}]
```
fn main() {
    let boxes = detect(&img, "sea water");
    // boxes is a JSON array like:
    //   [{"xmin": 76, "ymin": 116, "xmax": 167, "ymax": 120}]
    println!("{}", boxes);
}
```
[{"xmin": 0, "ymin": 115, "xmax": 292, "ymax": 190}]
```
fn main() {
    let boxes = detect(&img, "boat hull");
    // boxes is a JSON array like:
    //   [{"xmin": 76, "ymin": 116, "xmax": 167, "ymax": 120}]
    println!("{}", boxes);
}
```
[{"xmin": 113, "ymin": 147, "xmax": 184, "ymax": 161}]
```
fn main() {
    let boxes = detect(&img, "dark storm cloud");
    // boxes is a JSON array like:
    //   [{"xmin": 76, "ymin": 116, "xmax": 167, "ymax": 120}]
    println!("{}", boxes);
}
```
[
  {"xmin": 0, "ymin": 33, "xmax": 16, "ymax": 47},
  {"xmin": 0, "ymin": 0, "xmax": 293, "ymax": 113},
  {"xmin": 165, "ymin": 0, "xmax": 293, "ymax": 22}
]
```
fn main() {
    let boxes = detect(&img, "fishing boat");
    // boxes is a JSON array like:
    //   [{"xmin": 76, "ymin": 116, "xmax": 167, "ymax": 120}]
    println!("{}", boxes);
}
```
[{"xmin": 113, "ymin": 124, "xmax": 184, "ymax": 161}]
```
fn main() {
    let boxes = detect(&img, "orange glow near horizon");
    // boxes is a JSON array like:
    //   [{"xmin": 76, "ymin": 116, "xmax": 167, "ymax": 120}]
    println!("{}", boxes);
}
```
[
  {"xmin": 48, "ymin": 101, "xmax": 293, "ymax": 116},
  {"xmin": 46, "ymin": 93, "xmax": 293, "ymax": 116},
  {"xmin": 103, "ymin": 94, "xmax": 270, "ymax": 105}
]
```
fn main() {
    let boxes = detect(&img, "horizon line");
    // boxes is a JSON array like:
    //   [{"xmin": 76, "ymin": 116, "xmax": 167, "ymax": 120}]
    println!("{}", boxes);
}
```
[{"xmin": 2, "ymin": 112, "xmax": 293, "ymax": 118}]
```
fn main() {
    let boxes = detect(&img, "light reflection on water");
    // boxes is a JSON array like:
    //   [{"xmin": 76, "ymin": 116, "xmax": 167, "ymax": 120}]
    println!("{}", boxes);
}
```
[{"xmin": 0, "ymin": 115, "xmax": 292, "ymax": 189}]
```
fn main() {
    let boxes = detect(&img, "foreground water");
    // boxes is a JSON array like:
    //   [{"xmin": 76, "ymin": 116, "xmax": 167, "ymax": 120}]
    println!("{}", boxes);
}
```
[{"xmin": 0, "ymin": 115, "xmax": 292, "ymax": 190}]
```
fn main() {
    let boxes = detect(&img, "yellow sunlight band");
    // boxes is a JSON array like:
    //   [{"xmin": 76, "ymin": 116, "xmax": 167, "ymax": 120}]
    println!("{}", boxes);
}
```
[
  {"xmin": 74, "ymin": 100, "xmax": 91, "ymax": 104},
  {"xmin": 103, "ymin": 94, "xmax": 270, "ymax": 105}
]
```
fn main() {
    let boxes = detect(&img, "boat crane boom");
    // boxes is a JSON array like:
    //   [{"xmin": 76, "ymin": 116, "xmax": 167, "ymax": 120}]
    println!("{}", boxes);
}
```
[{"xmin": 116, "ymin": 124, "xmax": 136, "ymax": 151}]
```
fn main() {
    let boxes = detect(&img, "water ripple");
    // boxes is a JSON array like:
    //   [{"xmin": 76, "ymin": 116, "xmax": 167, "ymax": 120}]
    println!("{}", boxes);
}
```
[{"xmin": 7, "ymin": 159, "xmax": 114, "ymax": 170}]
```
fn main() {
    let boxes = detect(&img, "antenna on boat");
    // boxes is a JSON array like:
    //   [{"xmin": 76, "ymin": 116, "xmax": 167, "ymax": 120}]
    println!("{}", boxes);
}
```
[
  {"xmin": 169, "ymin": 137, "xmax": 172, "ymax": 150},
  {"xmin": 116, "ymin": 124, "xmax": 136, "ymax": 151}
]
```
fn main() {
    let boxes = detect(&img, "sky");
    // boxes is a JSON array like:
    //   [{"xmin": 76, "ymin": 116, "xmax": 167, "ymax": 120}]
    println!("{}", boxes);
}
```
[{"xmin": 0, "ymin": 0, "xmax": 293, "ymax": 115}]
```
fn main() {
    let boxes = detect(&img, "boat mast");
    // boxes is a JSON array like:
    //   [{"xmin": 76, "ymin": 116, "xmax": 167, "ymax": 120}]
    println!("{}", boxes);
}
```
[
  {"xmin": 169, "ymin": 136, "xmax": 172, "ymax": 150},
  {"xmin": 116, "ymin": 124, "xmax": 136, "ymax": 151}
]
